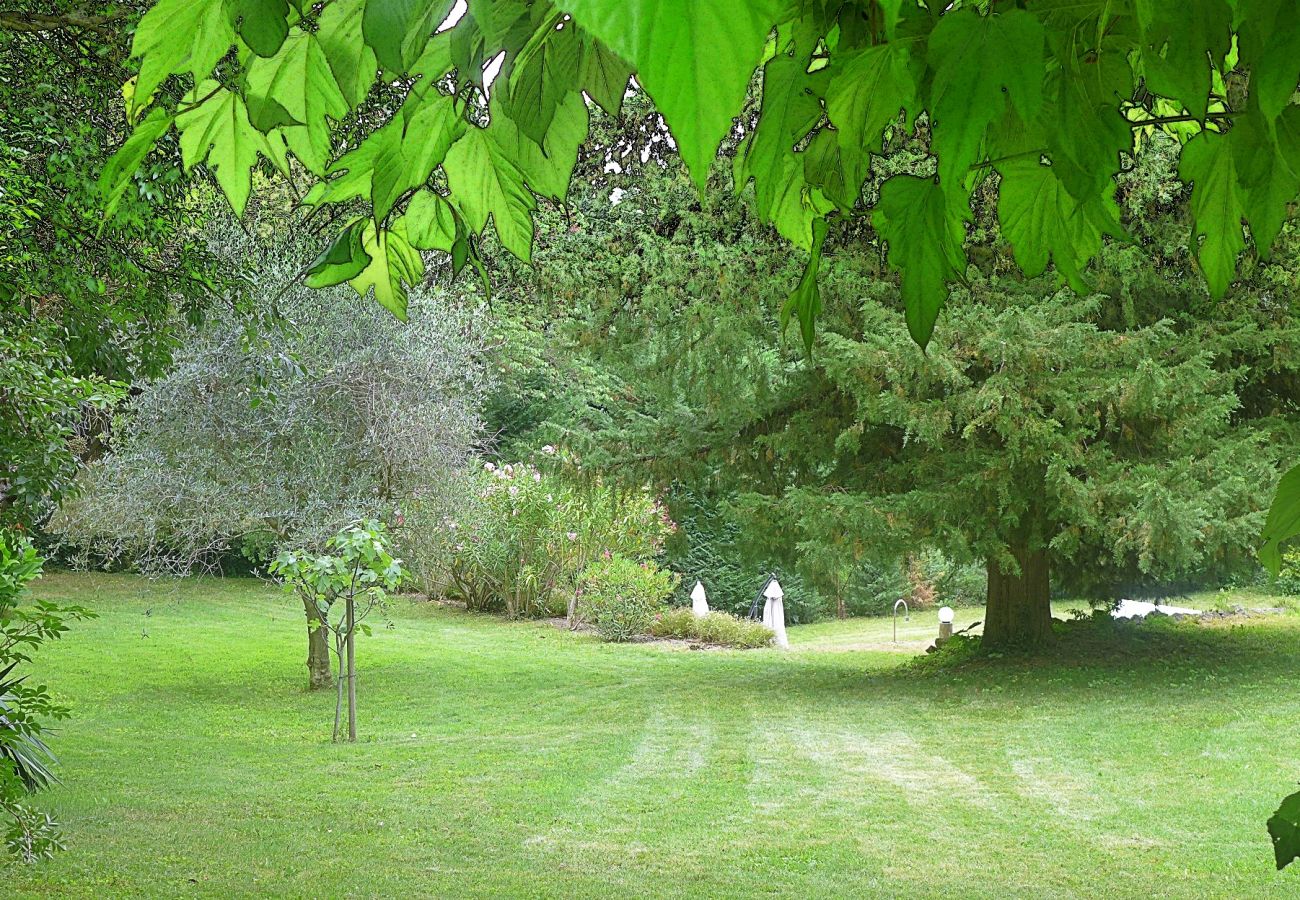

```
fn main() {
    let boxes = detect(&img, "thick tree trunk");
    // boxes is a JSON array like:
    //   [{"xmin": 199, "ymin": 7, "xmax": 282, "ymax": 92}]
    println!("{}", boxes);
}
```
[
  {"xmin": 303, "ymin": 596, "xmax": 333, "ymax": 690},
  {"xmin": 983, "ymin": 543, "xmax": 1054, "ymax": 649}
]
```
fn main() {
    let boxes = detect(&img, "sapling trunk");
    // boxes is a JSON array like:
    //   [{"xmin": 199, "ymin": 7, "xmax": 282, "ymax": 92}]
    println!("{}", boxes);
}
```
[{"xmin": 332, "ymin": 633, "xmax": 346, "ymax": 742}]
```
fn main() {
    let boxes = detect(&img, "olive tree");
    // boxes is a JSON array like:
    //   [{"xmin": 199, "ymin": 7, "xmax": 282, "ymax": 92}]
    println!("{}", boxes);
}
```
[{"xmin": 54, "ymin": 219, "xmax": 491, "ymax": 689}]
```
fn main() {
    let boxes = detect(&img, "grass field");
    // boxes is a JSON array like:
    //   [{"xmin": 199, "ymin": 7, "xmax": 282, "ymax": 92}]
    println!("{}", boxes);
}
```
[{"xmin": 7, "ymin": 572, "xmax": 1300, "ymax": 898}]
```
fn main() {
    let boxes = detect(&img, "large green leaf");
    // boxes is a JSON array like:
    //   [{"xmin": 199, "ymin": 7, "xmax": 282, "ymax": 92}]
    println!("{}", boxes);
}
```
[
  {"xmin": 1236, "ymin": 0, "xmax": 1300, "ymax": 122},
  {"xmin": 1259, "ymin": 463, "xmax": 1300, "ymax": 575},
  {"xmin": 305, "ymin": 218, "xmax": 372, "ymax": 288},
  {"xmin": 372, "ymin": 92, "xmax": 464, "ymax": 221},
  {"xmin": 362, "ymin": 0, "xmax": 456, "ymax": 74},
  {"xmin": 404, "ymin": 190, "xmax": 459, "ymax": 251},
  {"xmin": 1135, "ymin": 0, "xmax": 1232, "ymax": 120},
  {"xmin": 316, "ymin": 90, "xmax": 463, "ymax": 221},
  {"xmin": 1268, "ymin": 789, "xmax": 1300, "ymax": 870},
  {"xmin": 927, "ymin": 8, "xmax": 1045, "ymax": 184},
  {"xmin": 561, "ymin": 0, "xmax": 787, "ymax": 189},
  {"xmin": 130, "ymin": 0, "xmax": 234, "ymax": 112},
  {"xmin": 504, "ymin": 12, "xmax": 582, "ymax": 146},
  {"xmin": 781, "ymin": 216, "xmax": 828, "ymax": 351},
  {"xmin": 1043, "ymin": 33, "xmax": 1134, "ymax": 202},
  {"xmin": 1232, "ymin": 106, "xmax": 1300, "ymax": 256},
  {"xmin": 735, "ymin": 48, "xmax": 828, "ymax": 244},
  {"xmin": 578, "ymin": 32, "xmax": 633, "ymax": 115},
  {"xmin": 443, "ymin": 118, "xmax": 539, "ymax": 261},
  {"xmin": 751, "ymin": 152, "xmax": 832, "ymax": 251},
  {"xmin": 996, "ymin": 160, "xmax": 1126, "ymax": 292},
  {"xmin": 177, "ymin": 82, "xmax": 288, "ymax": 216},
  {"xmin": 316, "ymin": 0, "xmax": 379, "ymax": 108},
  {"xmin": 1177, "ymin": 128, "xmax": 1247, "ymax": 298},
  {"xmin": 872, "ymin": 176, "xmax": 970, "ymax": 347},
  {"xmin": 802, "ymin": 127, "xmax": 870, "ymax": 212},
  {"xmin": 825, "ymin": 42, "xmax": 916, "ymax": 159},
  {"xmin": 98, "ymin": 108, "xmax": 175, "ymax": 221},
  {"xmin": 348, "ymin": 221, "xmax": 424, "ymax": 319},
  {"xmin": 500, "ymin": 91, "xmax": 589, "ymax": 202},
  {"xmin": 228, "ymin": 0, "xmax": 291, "ymax": 58},
  {"xmin": 245, "ymin": 30, "xmax": 349, "ymax": 175}
]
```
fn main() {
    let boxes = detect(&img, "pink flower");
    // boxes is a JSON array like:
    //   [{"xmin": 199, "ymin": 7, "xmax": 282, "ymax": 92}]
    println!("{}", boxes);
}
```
[{"xmin": 567, "ymin": 532, "xmax": 578, "ymax": 541}]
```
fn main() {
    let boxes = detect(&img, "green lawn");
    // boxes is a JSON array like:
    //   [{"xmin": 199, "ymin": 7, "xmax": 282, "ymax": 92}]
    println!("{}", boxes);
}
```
[{"xmin": 8, "ymin": 573, "xmax": 1300, "ymax": 898}]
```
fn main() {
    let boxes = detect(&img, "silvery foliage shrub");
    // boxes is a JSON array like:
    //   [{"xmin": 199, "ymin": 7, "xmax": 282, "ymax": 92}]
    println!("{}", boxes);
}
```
[{"xmin": 53, "ymin": 217, "xmax": 491, "ymax": 573}]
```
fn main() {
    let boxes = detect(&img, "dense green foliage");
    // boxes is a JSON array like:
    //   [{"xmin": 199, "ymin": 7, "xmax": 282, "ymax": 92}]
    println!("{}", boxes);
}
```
[
  {"xmin": 452, "ymin": 133, "xmax": 1297, "ymax": 647},
  {"xmin": 1, "ymin": 2, "xmax": 231, "ymax": 525},
  {"xmin": 0, "ymin": 329, "xmax": 120, "ymax": 529},
  {"xmin": 99, "ymin": 0, "xmax": 1300, "ymax": 348},
  {"xmin": 0, "ymin": 533, "xmax": 92, "ymax": 861}
]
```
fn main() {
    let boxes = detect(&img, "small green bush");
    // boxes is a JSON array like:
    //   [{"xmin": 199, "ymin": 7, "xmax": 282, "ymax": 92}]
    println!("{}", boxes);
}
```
[
  {"xmin": 1276, "ymin": 549, "xmax": 1300, "ymax": 595},
  {"xmin": 649, "ymin": 609, "xmax": 773, "ymax": 648},
  {"xmin": 582, "ymin": 555, "xmax": 678, "ymax": 642},
  {"xmin": 649, "ymin": 607, "xmax": 696, "ymax": 639},
  {"xmin": 723, "ymin": 617, "xmax": 776, "ymax": 649}
]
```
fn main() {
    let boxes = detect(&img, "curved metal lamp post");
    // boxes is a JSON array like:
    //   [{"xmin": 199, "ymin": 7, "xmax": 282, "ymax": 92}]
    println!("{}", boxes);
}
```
[{"xmin": 893, "ymin": 598, "xmax": 910, "ymax": 643}]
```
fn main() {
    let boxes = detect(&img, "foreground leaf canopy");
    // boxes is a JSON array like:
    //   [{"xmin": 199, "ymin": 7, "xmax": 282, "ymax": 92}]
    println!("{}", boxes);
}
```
[{"xmin": 105, "ymin": 0, "xmax": 1300, "ymax": 339}]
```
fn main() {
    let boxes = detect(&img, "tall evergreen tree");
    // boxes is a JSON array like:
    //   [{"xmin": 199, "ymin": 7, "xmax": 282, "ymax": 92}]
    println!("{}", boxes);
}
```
[{"xmin": 481, "ymin": 136, "xmax": 1300, "ymax": 648}]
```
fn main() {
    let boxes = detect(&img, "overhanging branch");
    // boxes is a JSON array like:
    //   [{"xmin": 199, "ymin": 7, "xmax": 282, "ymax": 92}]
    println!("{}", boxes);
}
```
[{"xmin": 0, "ymin": 8, "xmax": 127, "ymax": 37}]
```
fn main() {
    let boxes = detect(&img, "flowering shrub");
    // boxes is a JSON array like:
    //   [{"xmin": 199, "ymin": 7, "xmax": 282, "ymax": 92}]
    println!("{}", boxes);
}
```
[
  {"xmin": 415, "ymin": 458, "xmax": 676, "ymax": 620},
  {"xmin": 581, "ymin": 555, "xmax": 679, "ymax": 642}
]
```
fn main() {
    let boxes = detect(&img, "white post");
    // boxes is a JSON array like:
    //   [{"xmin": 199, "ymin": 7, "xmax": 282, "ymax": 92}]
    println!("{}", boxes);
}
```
[
  {"xmin": 764, "ymin": 578, "xmax": 789, "ymax": 649},
  {"xmin": 690, "ymin": 580, "xmax": 709, "ymax": 618}
]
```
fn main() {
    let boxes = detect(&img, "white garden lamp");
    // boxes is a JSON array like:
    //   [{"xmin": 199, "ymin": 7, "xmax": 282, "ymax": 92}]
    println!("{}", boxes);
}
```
[
  {"xmin": 937, "ymin": 606, "xmax": 955, "ymax": 645},
  {"xmin": 690, "ymin": 580, "xmax": 709, "ymax": 618},
  {"xmin": 763, "ymin": 578, "xmax": 790, "ymax": 649}
]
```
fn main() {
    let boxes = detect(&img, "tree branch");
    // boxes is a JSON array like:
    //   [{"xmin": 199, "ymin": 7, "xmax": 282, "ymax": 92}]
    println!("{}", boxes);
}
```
[
  {"xmin": 0, "ymin": 8, "xmax": 128, "ymax": 36},
  {"xmin": 1127, "ymin": 111, "xmax": 1236, "ymax": 127}
]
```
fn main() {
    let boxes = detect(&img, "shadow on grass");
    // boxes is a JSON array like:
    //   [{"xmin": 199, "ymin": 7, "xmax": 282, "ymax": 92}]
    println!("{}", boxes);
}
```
[
  {"xmin": 88, "ymin": 586, "xmax": 1300, "ymax": 723},
  {"xmin": 686, "ymin": 610, "xmax": 1300, "ymax": 710}
]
